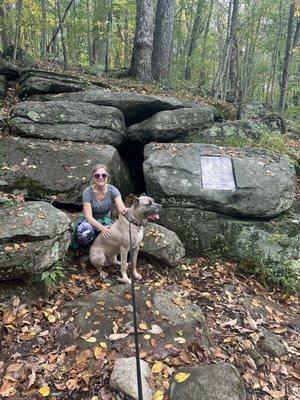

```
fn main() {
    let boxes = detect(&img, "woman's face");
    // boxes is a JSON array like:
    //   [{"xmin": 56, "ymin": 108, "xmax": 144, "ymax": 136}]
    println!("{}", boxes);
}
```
[{"xmin": 93, "ymin": 167, "xmax": 108, "ymax": 187}]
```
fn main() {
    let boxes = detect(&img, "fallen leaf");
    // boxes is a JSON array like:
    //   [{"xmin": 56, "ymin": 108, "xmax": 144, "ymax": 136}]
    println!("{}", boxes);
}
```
[
  {"xmin": 28, "ymin": 368, "xmax": 36, "ymax": 388},
  {"xmin": 149, "ymin": 324, "xmax": 163, "ymax": 335},
  {"xmin": 139, "ymin": 323, "xmax": 148, "ymax": 330},
  {"xmin": 99, "ymin": 341, "xmax": 108, "ymax": 349},
  {"xmin": 153, "ymin": 390, "xmax": 164, "ymax": 400},
  {"xmin": 39, "ymin": 385, "xmax": 51, "ymax": 397},
  {"xmin": 152, "ymin": 361, "xmax": 164, "ymax": 374},
  {"xmin": 109, "ymin": 333, "xmax": 129, "ymax": 341},
  {"xmin": 174, "ymin": 372, "xmax": 190, "ymax": 383},
  {"xmin": 174, "ymin": 337, "xmax": 186, "ymax": 344}
]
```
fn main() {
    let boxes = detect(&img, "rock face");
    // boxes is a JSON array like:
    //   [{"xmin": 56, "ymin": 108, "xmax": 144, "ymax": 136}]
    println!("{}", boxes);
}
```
[
  {"xmin": 0, "ymin": 59, "xmax": 20, "ymax": 80},
  {"xmin": 59, "ymin": 285, "xmax": 210, "ymax": 357},
  {"xmin": 159, "ymin": 207, "xmax": 300, "ymax": 264},
  {"xmin": 143, "ymin": 143, "xmax": 295, "ymax": 219},
  {"xmin": 238, "ymin": 101, "xmax": 277, "ymax": 119},
  {"xmin": 127, "ymin": 107, "xmax": 215, "ymax": 144},
  {"xmin": 9, "ymin": 101, "xmax": 126, "ymax": 147},
  {"xmin": 0, "ymin": 201, "xmax": 72, "ymax": 280},
  {"xmin": 169, "ymin": 363, "xmax": 246, "ymax": 400},
  {"xmin": 258, "ymin": 327, "xmax": 287, "ymax": 357},
  {"xmin": 18, "ymin": 69, "xmax": 93, "ymax": 97},
  {"xmin": 110, "ymin": 358, "xmax": 152, "ymax": 400},
  {"xmin": 0, "ymin": 75, "xmax": 7, "ymax": 99},
  {"xmin": 141, "ymin": 223, "xmax": 185, "ymax": 266},
  {"xmin": 184, "ymin": 117, "xmax": 284, "ymax": 146},
  {"xmin": 1, "ymin": 136, "xmax": 133, "ymax": 205},
  {"xmin": 26, "ymin": 89, "xmax": 210, "ymax": 125}
]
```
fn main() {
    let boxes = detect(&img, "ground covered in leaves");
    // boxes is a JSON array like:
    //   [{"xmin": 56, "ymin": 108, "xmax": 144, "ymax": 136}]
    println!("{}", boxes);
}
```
[{"xmin": 0, "ymin": 254, "xmax": 299, "ymax": 400}]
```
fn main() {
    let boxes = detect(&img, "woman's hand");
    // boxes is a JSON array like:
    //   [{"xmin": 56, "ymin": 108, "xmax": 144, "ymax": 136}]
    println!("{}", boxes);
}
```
[
  {"xmin": 100, "ymin": 225, "xmax": 111, "ymax": 238},
  {"xmin": 121, "ymin": 207, "xmax": 129, "ymax": 215}
]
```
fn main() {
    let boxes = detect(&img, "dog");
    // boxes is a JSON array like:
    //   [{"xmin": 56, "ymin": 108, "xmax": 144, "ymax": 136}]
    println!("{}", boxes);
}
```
[{"xmin": 89, "ymin": 195, "xmax": 162, "ymax": 284}]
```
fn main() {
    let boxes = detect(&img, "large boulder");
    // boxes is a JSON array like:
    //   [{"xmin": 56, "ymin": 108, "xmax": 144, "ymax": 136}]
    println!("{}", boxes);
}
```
[
  {"xmin": 0, "ymin": 75, "xmax": 7, "ymax": 99},
  {"xmin": 26, "ymin": 89, "xmax": 215, "ymax": 125},
  {"xmin": 59, "ymin": 285, "xmax": 210, "ymax": 357},
  {"xmin": 183, "ymin": 117, "xmax": 284, "ymax": 146},
  {"xmin": 18, "ymin": 69, "xmax": 94, "ymax": 97},
  {"xmin": 170, "ymin": 363, "xmax": 246, "ymax": 400},
  {"xmin": 0, "ymin": 59, "xmax": 20, "ymax": 80},
  {"xmin": 159, "ymin": 207, "xmax": 300, "ymax": 265},
  {"xmin": 238, "ymin": 101, "xmax": 277, "ymax": 119},
  {"xmin": 143, "ymin": 143, "xmax": 295, "ymax": 218},
  {"xmin": 141, "ymin": 222, "xmax": 185, "ymax": 266},
  {"xmin": 9, "ymin": 100, "xmax": 126, "ymax": 147},
  {"xmin": 0, "ymin": 136, "xmax": 133, "ymax": 205},
  {"xmin": 127, "ymin": 107, "xmax": 215, "ymax": 144},
  {"xmin": 0, "ymin": 201, "xmax": 72, "ymax": 280}
]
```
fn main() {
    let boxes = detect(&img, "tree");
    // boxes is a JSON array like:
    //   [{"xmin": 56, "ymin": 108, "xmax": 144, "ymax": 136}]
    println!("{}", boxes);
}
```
[
  {"xmin": 13, "ymin": 0, "xmax": 23, "ymax": 62},
  {"xmin": 279, "ymin": 0, "xmax": 296, "ymax": 111},
  {"xmin": 152, "ymin": 0, "xmax": 176, "ymax": 81},
  {"xmin": 185, "ymin": 0, "xmax": 205, "ymax": 81},
  {"xmin": 129, "ymin": 0, "xmax": 154, "ymax": 81}
]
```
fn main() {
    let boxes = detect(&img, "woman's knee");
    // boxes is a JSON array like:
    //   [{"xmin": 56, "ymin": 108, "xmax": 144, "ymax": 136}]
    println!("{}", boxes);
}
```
[{"xmin": 76, "ymin": 221, "xmax": 96, "ymax": 245}]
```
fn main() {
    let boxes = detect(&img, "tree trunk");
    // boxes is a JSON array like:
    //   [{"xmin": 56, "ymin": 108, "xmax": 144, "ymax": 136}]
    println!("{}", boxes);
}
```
[
  {"xmin": 198, "ymin": 0, "xmax": 214, "ymax": 87},
  {"xmin": 293, "ymin": 20, "xmax": 300, "ymax": 48},
  {"xmin": 86, "ymin": 0, "xmax": 93, "ymax": 66},
  {"xmin": 41, "ymin": 0, "xmax": 47, "ymax": 58},
  {"xmin": 0, "ymin": 0, "xmax": 10, "ymax": 52},
  {"xmin": 56, "ymin": 0, "xmax": 68, "ymax": 69},
  {"xmin": 13, "ymin": 0, "xmax": 23, "ymax": 62},
  {"xmin": 124, "ymin": 8, "xmax": 130, "ymax": 67},
  {"xmin": 104, "ymin": 0, "xmax": 112, "ymax": 72},
  {"xmin": 47, "ymin": 0, "xmax": 75, "ymax": 53},
  {"xmin": 185, "ymin": 0, "xmax": 204, "ymax": 81},
  {"xmin": 152, "ymin": 0, "xmax": 176, "ymax": 81},
  {"xmin": 279, "ymin": 0, "xmax": 295, "ymax": 111},
  {"xmin": 129, "ymin": 0, "xmax": 154, "ymax": 82}
]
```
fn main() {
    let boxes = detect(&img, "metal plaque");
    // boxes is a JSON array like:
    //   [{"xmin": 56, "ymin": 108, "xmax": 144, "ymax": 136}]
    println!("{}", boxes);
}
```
[{"xmin": 200, "ymin": 156, "xmax": 236, "ymax": 190}]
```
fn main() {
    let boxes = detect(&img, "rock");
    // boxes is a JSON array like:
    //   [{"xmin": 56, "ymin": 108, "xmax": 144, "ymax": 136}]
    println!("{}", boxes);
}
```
[
  {"xmin": 127, "ymin": 106, "xmax": 215, "ymax": 144},
  {"xmin": 18, "ymin": 69, "xmax": 94, "ymax": 97},
  {"xmin": 26, "ymin": 89, "xmax": 215, "ymax": 125},
  {"xmin": 257, "ymin": 327, "xmax": 287, "ymax": 357},
  {"xmin": 59, "ymin": 285, "xmax": 210, "ymax": 358},
  {"xmin": 0, "ymin": 75, "xmax": 7, "ymax": 99},
  {"xmin": 159, "ymin": 207, "xmax": 300, "ymax": 265},
  {"xmin": 0, "ymin": 136, "xmax": 133, "ymax": 205},
  {"xmin": 0, "ymin": 59, "xmax": 20, "ymax": 80},
  {"xmin": 141, "ymin": 223, "xmax": 185, "ymax": 266},
  {"xmin": 238, "ymin": 101, "xmax": 277, "ymax": 120},
  {"xmin": 245, "ymin": 348, "xmax": 264, "ymax": 367},
  {"xmin": 9, "ymin": 100, "xmax": 126, "ymax": 147},
  {"xmin": 110, "ymin": 357, "xmax": 152, "ymax": 400},
  {"xmin": 143, "ymin": 143, "xmax": 295, "ymax": 218},
  {"xmin": 185, "ymin": 117, "xmax": 284, "ymax": 146},
  {"xmin": 0, "ymin": 201, "xmax": 72, "ymax": 280},
  {"xmin": 169, "ymin": 363, "xmax": 246, "ymax": 400}
]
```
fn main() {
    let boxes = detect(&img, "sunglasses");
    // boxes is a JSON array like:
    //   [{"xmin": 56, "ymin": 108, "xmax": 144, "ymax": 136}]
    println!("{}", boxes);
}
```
[{"xmin": 93, "ymin": 173, "xmax": 109, "ymax": 179}]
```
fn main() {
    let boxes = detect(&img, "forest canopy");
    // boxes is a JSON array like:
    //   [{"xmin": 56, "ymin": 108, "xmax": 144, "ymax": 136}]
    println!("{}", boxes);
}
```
[{"xmin": 0, "ymin": 0, "xmax": 299, "ymax": 112}]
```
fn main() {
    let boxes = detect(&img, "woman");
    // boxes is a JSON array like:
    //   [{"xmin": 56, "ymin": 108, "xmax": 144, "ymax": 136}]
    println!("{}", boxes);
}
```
[{"xmin": 74, "ymin": 164, "xmax": 128, "ymax": 247}]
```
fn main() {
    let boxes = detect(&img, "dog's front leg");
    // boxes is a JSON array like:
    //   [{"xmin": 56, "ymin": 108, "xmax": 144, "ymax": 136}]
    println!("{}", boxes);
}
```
[
  {"xmin": 117, "ymin": 248, "xmax": 131, "ymax": 284},
  {"xmin": 131, "ymin": 246, "xmax": 142, "ymax": 280}
]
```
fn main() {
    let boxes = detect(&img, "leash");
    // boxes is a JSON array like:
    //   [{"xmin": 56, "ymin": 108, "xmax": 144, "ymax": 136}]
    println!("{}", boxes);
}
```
[{"xmin": 128, "ymin": 221, "xmax": 144, "ymax": 400}]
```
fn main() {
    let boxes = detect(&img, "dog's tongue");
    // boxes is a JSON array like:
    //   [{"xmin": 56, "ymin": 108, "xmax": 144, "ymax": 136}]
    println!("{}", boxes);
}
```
[{"xmin": 147, "ymin": 214, "xmax": 160, "ymax": 221}]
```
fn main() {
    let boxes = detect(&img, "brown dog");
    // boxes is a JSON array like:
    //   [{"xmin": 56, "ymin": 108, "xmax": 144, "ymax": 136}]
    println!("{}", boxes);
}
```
[{"xmin": 89, "ymin": 195, "xmax": 161, "ymax": 283}]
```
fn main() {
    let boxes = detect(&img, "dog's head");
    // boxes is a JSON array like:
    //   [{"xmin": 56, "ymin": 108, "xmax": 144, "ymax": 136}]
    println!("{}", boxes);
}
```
[{"xmin": 133, "ymin": 195, "xmax": 162, "ymax": 222}]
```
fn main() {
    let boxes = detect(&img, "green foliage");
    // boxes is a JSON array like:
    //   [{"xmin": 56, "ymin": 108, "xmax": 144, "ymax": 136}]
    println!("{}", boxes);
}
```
[
  {"xmin": 247, "ymin": 259, "xmax": 300, "ymax": 294},
  {"xmin": 41, "ymin": 260, "xmax": 66, "ymax": 292}
]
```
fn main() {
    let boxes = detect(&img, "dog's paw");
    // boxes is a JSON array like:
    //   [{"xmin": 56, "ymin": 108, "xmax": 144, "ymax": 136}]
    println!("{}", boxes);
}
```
[
  {"xmin": 134, "ymin": 272, "xmax": 142, "ymax": 280},
  {"xmin": 98, "ymin": 270, "xmax": 108, "ymax": 279},
  {"xmin": 117, "ymin": 276, "xmax": 131, "ymax": 284}
]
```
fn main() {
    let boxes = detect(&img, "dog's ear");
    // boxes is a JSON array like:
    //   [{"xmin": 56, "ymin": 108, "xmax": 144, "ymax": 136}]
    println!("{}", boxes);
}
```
[{"xmin": 133, "ymin": 196, "xmax": 139, "ymax": 207}]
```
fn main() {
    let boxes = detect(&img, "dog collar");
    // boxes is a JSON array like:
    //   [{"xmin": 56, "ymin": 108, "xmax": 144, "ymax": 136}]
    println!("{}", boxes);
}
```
[{"xmin": 124, "ymin": 211, "xmax": 147, "ymax": 227}]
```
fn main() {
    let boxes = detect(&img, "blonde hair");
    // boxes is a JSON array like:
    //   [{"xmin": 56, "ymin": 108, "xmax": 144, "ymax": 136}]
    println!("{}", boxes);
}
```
[{"xmin": 91, "ymin": 164, "xmax": 111, "ymax": 192}]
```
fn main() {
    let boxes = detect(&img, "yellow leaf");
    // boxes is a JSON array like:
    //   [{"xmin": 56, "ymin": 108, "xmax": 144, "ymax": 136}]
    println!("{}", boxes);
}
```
[
  {"xmin": 174, "ymin": 372, "xmax": 190, "ymax": 383},
  {"xmin": 144, "ymin": 334, "xmax": 151, "ymax": 340},
  {"xmin": 91, "ymin": 397, "xmax": 99, "ymax": 400},
  {"xmin": 99, "ymin": 341, "xmax": 107, "ymax": 349},
  {"xmin": 153, "ymin": 390, "xmax": 164, "ymax": 400},
  {"xmin": 85, "ymin": 336, "xmax": 97, "ymax": 343},
  {"xmin": 139, "ymin": 323, "xmax": 148, "ymax": 330},
  {"xmin": 151, "ymin": 361, "xmax": 164, "ymax": 374},
  {"xmin": 39, "ymin": 385, "xmax": 51, "ymax": 397},
  {"xmin": 174, "ymin": 337, "xmax": 186, "ymax": 344},
  {"xmin": 47, "ymin": 315, "xmax": 56, "ymax": 323}
]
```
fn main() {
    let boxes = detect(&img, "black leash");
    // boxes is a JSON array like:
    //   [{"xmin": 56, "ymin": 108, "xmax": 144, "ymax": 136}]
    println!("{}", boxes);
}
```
[{"xmin": 129, "ymin": 221, "xmax": 143, "ymax": 400}]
